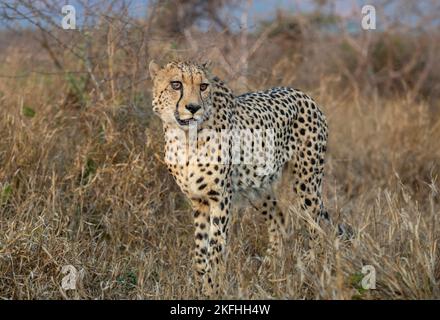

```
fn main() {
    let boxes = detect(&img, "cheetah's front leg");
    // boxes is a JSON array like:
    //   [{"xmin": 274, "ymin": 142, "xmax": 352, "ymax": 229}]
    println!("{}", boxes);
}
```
[
  {"xmin": 192, "ymin": 200, "xmax": 212, "ymax": 296},
  {"xmin": 205, "ymin": 193, "xmax": 231, "ymax": 296}
]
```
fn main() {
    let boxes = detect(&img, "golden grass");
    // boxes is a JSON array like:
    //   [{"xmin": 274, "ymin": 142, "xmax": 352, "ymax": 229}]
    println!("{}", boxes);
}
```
[{"xmin": 0, "ymin": 49, "xmax": 439, "ymax": 299}]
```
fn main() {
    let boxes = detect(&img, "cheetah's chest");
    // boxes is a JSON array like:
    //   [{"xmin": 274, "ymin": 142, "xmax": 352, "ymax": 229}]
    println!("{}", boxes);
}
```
[{"xmin": 165, "ymin": 137, "xmax": 226, "ymax": 199}]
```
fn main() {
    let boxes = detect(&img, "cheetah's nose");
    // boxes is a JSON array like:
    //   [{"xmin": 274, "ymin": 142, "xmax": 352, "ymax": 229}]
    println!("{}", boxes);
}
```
[{"xmin": 185, "ymin": 103, "xmax": 201, "ymax": 115}]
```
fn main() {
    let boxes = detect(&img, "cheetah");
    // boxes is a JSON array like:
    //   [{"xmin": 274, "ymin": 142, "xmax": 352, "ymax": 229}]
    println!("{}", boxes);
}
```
[{"xmin": 149, "ymin": 60, "xmax": 336, "ymax": 296}]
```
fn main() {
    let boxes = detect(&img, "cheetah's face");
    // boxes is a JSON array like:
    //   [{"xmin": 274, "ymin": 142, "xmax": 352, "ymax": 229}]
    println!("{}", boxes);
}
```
[{"xmin": 149, "ymin": 61, "xmax": 212, "ymax": 129}]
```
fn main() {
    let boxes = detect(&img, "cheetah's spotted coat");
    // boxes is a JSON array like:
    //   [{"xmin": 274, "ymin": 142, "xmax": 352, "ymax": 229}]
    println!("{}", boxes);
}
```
[{"xmin": 149, "ymin": 61, "xmax": 330, "ymax": 296}]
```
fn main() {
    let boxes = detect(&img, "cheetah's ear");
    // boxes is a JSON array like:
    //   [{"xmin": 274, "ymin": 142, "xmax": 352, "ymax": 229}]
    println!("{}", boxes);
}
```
[
  {"xmin": 149, "ymin": 60, "xmax": 161, "ymax": 79},
  {"xmin": 201, "ymin": 60, "xmax": 212, "ymax": 70}
]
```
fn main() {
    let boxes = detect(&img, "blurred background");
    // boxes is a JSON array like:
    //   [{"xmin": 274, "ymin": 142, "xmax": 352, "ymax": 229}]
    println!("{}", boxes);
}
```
[{"xmin": 0, "ymin": 0, "xmax": 439, "ymax": 299}]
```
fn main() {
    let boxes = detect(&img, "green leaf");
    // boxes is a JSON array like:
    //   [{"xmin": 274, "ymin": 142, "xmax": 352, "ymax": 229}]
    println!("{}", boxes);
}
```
[
  {"xmin": 1, "ymin": 184, "xmax": 12, "ymax": 204},
  {"xmin": 117, "ymin": 271, "xmax": 137, "ymax": 290},
  {"xmin": 22, "ymin": 105, "xmax": 36, "ymax": 118},
  {"xmin": 82, "ymin": 158, "xmax": 97, "ymax": 182},
  {"xmin": 350, "ymin": 272, "xmax": 367, "ymax": 294},
  {"xmin": 170, "ymin": 41, "xmax": 178, "ymax": 50}
]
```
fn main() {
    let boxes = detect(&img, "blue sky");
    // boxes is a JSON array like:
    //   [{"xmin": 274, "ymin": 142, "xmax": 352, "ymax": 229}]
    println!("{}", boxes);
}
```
[
  {"xmin": 1, "ymin": 0, "xmax": 437, "ymax": 30},
  {"xmin": 0, "ymin": 0, "xmax": 358, "ymax": 29}
]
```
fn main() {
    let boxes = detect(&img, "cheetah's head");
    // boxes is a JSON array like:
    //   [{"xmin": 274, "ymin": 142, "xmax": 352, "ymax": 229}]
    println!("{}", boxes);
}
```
[{"xmin": 149, "ymin": 61, "xmax": 212, "ymax": 129}]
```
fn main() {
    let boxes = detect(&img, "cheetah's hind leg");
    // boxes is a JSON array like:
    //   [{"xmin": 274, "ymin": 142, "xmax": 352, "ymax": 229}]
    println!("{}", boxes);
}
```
[{"xmin": 251, "ymin": 192, "xmax": 287, "ymax": 271}]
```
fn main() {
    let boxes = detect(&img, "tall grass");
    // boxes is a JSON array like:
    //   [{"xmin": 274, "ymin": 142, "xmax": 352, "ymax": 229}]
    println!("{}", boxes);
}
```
[{"xmin": 1, "ymin": 44, "xmax": 439, "ymax": 299}]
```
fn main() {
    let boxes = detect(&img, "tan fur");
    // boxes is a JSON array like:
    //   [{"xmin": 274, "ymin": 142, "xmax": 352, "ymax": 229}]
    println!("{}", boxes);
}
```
[{"xmin": 150, "ymin": 61, "xmax": 330, "ymax": 296}]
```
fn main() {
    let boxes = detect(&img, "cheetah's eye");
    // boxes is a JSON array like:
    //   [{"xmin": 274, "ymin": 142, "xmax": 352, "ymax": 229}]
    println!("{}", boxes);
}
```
[
  {"xmin": 170, "ymin": 81, "xmax": 182, "ymax": 90},
  {"xmin": 200, "ymin": 83, "xmax": 209, "ymax": 92}
]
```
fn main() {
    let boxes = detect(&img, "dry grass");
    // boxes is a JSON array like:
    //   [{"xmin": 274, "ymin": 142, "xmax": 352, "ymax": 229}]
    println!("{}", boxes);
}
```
[{"xmin": 1, "ymin": 37, "xmax": 440, "ymax": 300}]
